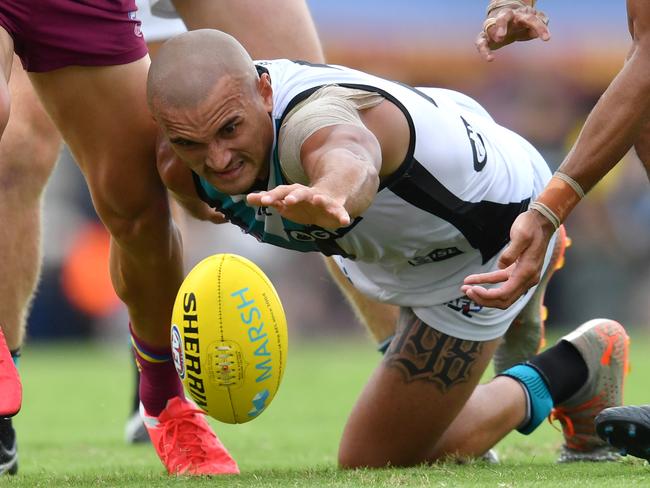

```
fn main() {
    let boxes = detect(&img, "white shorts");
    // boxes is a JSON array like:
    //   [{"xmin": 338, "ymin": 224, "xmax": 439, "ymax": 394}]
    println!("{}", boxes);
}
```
[{"xmin": 412, "ymin": 231, "xmax": 557, "ymax": 342}]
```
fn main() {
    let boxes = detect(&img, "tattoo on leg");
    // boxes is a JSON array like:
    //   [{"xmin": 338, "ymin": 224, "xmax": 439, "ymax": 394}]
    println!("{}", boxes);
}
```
[{"xmin": 385, "ymin": 309, "xmax": 483, "ymax": 393}]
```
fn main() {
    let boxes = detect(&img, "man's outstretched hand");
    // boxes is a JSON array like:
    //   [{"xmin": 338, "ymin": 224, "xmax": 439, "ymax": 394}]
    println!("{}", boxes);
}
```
[
  {"xmin": 247, "ymin": 184, "xmax": 351, "ymax": 229},
  {"xmin": 461, "ymin": 209, "xmax": 556, "ymax": 308},
  {"xmin": 476, "ymin": 5, "xmax": 551, "ymax": 62}
]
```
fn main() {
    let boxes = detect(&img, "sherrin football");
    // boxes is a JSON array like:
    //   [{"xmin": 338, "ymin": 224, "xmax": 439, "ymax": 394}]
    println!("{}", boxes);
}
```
[{"xmin": 170, "ymin": 253, "xmax": 288, "ymax": 424}]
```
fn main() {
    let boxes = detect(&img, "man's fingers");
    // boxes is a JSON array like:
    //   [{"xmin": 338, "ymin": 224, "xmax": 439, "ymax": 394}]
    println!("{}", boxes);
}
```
[
  {"xmin": 496, "ymin": 236, "xmax": 530, "ymax": 269},
  {"xmin": 463, "ymin": 267, "xmax": 511, "ymax": 286},
  {"xmin": 529, "ymin": 17, "xmax": 551, "ymax": 41},
  {"xmin": 333, "ymin": 207, "xmax": 351, "ymax": 226},
  {"xmin": 283, "ymin": 187, "xmax": 314, "ymax": 205},
  {"xmin": 264, "ymin": 186, "xmax": 298, "ymax": 204},
  {"xmin": 247, "ymin": 185, "xmax": 302, "ymax": 206},
  {"xmin": 475, "ymin": 32, "xmax": 495, "ymax": 61},
  {"xmin": 463, "ymin": 281, "xmax": 523, "ymax": 309},
  {"xmin": 462, "ymin": 262, "xmax": 529, "ymax": 309},
  {"xmin": 209, "ymin": 211, "xmax": 227, "ymax": 225},
  {"xmin": 515, "ymin": 11, "xmax": 550, "ymax": 41},
  {"xmin": 492, "ymin": 9, "xmax": 514, "ymax": 42},
  {"xmin": 311, "ymin": 194, "xmax": 350, "ymax": 226}
]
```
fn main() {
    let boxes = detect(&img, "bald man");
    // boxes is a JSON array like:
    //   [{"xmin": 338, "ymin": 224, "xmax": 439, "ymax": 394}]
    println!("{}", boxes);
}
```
[{"xmin": 148, "ymin": 30, "xmax": 628, "ymax": 466}]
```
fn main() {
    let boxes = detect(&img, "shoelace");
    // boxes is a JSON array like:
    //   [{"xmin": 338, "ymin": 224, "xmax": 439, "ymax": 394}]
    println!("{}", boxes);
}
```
[
  {"xmin": 550, "ymin": 395, "xmax": 606, "ymax": 449},
  {"xmin": 158, "ymin": 408, "xmax": 215, "ymax": 469}
]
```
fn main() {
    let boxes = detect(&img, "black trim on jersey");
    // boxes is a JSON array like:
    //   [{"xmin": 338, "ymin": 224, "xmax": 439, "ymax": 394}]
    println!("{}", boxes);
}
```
[
  {"xmin": 277, "ymin": 81, "xmax": 420, "ymax": 193},
  {"xmin": 388, "ymin": 159, "xmax": 530, "ymax": 264},
  {"xmin": 279, "ymin": 86, "xmax": 324, "ymax": 124},
  {"xmin": 255, "ymin": 64, "xmax": 270, "ymax": 78},
  {"xmin": 392, "ymin": 81, "xmax": 438, "ymax": 107},
  {"xmin": 290, "ymin": 60, "xmax": 343, "ymax": 70}
]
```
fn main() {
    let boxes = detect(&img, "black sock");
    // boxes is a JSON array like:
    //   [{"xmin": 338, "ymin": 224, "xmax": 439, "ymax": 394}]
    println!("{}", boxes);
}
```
[
  {"xmin": 0, "ymin": 417, "xmax": 14, "ymax": 442},
  {"xmin": 527, "ymin": 340, "xmax": 588, "ymax": 404}
]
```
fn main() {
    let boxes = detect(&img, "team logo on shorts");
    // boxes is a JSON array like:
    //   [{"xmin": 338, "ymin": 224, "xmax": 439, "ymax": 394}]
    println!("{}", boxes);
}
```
[
  {"xmin": 444, "ymin": 297, "xmax": 483, "ymax": 318},
  {"xmin": 128, "ymin": 11, "xmax": 143, "ymax": 37}
]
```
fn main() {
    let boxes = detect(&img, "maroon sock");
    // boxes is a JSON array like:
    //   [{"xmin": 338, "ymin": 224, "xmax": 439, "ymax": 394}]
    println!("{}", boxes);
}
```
[{"xmin": 130, "ymin": 325, "xmax": 184, "ymax": 417}]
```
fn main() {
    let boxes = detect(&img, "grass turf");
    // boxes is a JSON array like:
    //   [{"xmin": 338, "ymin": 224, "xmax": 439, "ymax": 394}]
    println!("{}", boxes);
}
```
[{"xmin": 6, "ymin": 332, "xmax": 650, "ymax": 487}]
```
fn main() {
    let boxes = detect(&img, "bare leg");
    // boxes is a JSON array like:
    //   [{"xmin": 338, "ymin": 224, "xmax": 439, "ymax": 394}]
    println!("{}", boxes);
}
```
[
  {"xmin": 324, "ymin": 257, "xmax": 398, "ymax": 346},
  {"xmin": 0, "ymin": 57, "xmax": 61, "ymax": 350},
  {"xmin": 29, "ymin": 58, "xmax": 182, "ymax": 348},
  {"xmin": 430, "ymin": 376, "xmax": 526, "ymax": 459},
  {"xmin": 172, "ymin": 0, "xmax": 324, "ymax": 62},
  {"xmin": 338, "ymin": 308, "xmax": 500, "ymax": 468}
]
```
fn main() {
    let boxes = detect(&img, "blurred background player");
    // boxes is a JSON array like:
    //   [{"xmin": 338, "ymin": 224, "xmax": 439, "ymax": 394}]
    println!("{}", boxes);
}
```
[
  {"xmin": 463, "ymin": 0, "xmax": 650, "ymax": 462},
  {"xmin": 0, "ymin": 0, "xmax": 323, "ymax": 476}
]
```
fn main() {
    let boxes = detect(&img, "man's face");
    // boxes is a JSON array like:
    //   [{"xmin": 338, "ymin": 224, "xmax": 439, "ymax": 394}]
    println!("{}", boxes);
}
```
[{"xmin": 156, "ymin": 73, "xmax": 274, "ymax": 195}]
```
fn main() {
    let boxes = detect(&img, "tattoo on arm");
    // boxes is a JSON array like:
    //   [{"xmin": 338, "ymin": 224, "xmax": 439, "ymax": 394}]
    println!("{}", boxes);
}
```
[{"xmin": 385, "ymin": 309, "xmax": 483, "ymax": 393}]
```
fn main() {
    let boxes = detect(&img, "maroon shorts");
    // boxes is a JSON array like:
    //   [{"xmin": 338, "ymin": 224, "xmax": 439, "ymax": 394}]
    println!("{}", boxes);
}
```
[{"xmin": 0, "ymin": 0, "xmax": 148, "ymax": 72}]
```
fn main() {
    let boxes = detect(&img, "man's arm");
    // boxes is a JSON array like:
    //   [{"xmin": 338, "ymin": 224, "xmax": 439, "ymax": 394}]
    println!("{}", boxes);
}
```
[
  {"xmin": 558, "ymin": 4, "xmax": 650, "ymax": 192},
  {"xmin": 247, "ymin": 123, "xmax": 382, "ymax": 228},
  {"xmin": 633, "ymin": 117, "xmax": 650, "ymax": 179},
  {"xmin": 463, "ymin": 0, "xmax": 650, "ymax": 308}
]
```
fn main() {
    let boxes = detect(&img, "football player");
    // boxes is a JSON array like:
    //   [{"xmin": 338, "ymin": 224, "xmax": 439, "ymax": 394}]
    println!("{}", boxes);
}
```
[
  {"xmin": 148, "ymin": 30, "xmax": 629, "ymax": 465},
  {"xmin": 465, "ymin": 0, "xmax": 650, "ymax": 463}
]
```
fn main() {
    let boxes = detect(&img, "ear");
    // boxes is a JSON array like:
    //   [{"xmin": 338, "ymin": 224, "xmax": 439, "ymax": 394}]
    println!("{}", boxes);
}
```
[{"xmin": 258, "ymin": 73, "xmax": 274, "ymax": 112}]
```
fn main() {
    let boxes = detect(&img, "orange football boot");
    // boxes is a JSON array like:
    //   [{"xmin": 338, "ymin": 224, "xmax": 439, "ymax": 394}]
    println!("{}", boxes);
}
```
[
  {"xmin": 551, "ymin": 319, "xmax": 629, "ymax": 462},
  {"xmin": 141, "ymin": 397, "xmax": 239, "ymax": 475}
]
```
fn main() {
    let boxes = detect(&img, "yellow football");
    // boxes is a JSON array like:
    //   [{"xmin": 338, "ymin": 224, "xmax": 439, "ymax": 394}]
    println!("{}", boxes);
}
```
[{"xmin": 170, "ymin": 253, "xmax": 288, "ymax": 424}]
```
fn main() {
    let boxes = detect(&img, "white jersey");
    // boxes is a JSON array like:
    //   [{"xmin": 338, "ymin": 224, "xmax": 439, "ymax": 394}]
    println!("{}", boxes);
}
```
[{"xmin": 193, "ymin": 60, "xmax": 552, "ymax": 309}]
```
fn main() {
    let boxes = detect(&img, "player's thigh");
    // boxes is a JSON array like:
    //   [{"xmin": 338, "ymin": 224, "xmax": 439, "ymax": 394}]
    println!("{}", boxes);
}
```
[
  {"xmin": 338, "ymin": 308, "xmax": 498, "ymax": 468},
  {"xmin": 28, "ymin": 57, "xmax": 164, "ymax": 220},
  {"xmin": 171, "ymin": 0, "xmax": 324, "ymax": 61},
  {"xmin": 3, "ymin": 56, "xmax": 61, "ymax": 190}
]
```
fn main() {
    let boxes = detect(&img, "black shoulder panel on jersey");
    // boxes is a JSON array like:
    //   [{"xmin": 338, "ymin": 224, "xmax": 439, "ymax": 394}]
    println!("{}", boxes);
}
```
[
  {"xmin": 388, "ymin": 159, "xmax": 530, "ymax": 263},
  {"xmin": 255, "ymin": 64, "xmax": 269, "ymax": 78},
  {"xmin": 277, "ymin": 79, "xmax": 419, "ymax": 192},
  {"xmin": 190, "ymin": 171, "xmax": 249, "ymax": 231}
]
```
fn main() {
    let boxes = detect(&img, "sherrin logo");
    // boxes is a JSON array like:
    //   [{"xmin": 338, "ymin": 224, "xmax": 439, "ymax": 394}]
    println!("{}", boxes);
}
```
[{"xmin": 170, "ymin": 324, "xmax": 186, "ymax": 379}]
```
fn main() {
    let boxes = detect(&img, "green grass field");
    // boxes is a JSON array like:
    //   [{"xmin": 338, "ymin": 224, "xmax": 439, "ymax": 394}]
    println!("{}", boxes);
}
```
[{"xmin": 6, "ymin": 332, "xmax": 650, "ymax": 487}]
